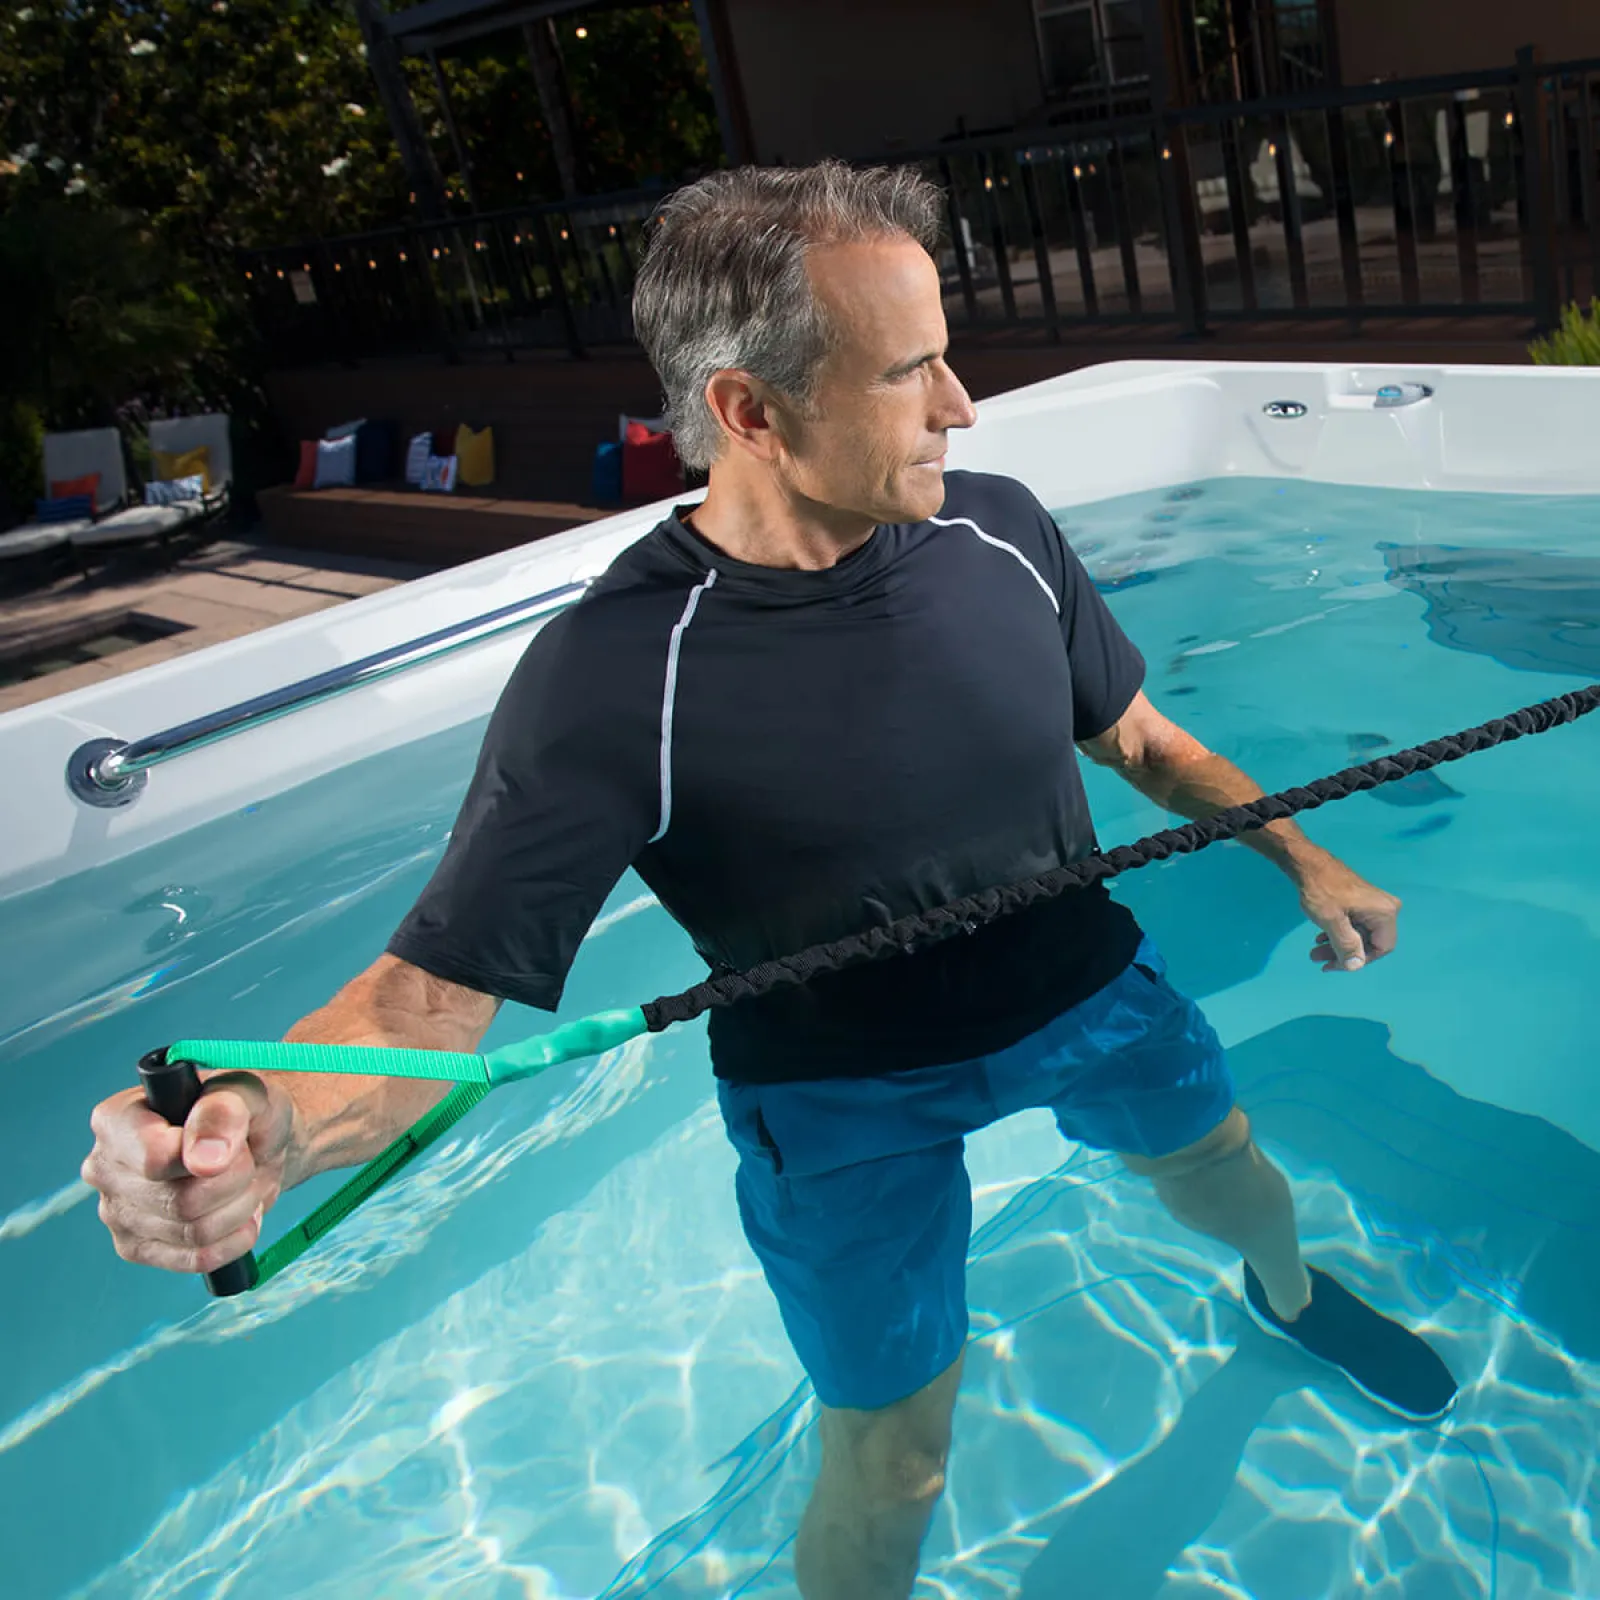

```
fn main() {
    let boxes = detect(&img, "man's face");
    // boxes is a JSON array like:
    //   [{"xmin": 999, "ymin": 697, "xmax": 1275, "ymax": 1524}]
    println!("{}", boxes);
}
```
[{"xmin": 775, "ymin": 237, "xmax": 977, "ymax": 526}]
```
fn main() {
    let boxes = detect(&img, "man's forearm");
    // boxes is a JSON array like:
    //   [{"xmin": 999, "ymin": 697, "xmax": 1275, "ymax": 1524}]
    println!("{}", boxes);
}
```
[
  {"xmin": 266, "ymin": 957, "xmax": 497, "ymax": 1190},
  {"xmin": 1122, "ymin": 746, "xmax": 1330, "ymax": 884}
]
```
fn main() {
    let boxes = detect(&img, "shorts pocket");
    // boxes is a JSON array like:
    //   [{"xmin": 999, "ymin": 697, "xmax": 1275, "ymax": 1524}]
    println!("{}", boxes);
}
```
[{"xmin": 753, "ymin": 1105, "xmax": 784, "ymax": 1176}]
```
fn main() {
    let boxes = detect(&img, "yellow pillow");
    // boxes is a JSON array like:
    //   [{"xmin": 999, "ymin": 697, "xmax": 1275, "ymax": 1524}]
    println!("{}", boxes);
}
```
[
  {"xmin": 455, "ymin": 423, "xmax": 495, "ymax": 489},
  {"xmin": 153, "ymin": 445, "xmax": 212, "ymax": 493}
]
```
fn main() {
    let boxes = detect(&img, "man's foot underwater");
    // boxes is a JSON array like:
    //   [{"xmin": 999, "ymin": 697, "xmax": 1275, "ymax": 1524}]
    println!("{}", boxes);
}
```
[{"xmin": 1243, "ymin": 1262, "xmax": 1459, "ymax": 1423}]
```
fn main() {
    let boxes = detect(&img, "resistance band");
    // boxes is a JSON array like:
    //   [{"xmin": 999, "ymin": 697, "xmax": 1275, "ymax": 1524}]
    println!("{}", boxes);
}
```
[{"xmin": 140, "ymin": 682, "xmax": 1600, "ymax": 1296}]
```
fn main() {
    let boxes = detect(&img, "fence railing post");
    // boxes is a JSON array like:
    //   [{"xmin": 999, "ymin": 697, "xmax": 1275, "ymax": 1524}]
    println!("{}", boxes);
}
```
[
  {"xmin": 1157, "ymin": 119, "xmax": 1208, "ymax": 336},
  {"xmin": 1517, "ymin": 44, "xmax": 1561, "ymax": 329},
  {"xmin": 533, "ymin": 208, "xmax": 587, "ymax": 360}
]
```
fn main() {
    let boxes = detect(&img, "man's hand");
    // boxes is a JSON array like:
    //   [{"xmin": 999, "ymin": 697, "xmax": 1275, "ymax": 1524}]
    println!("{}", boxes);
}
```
[
  {"xmin": 82, "ymin": 1072, "xmax": 295, "ymax": 1276},
  {"xmin": 83, "ymin": 956, "xmax": 497, "ymax": 1278},
  {"xmin": 1296, "ymin": 856, "xmax": 1401, "ymax": 973},
  {"xmin": 1081, "ymin": 694, "xmax": 1402, "ymax": 973}
]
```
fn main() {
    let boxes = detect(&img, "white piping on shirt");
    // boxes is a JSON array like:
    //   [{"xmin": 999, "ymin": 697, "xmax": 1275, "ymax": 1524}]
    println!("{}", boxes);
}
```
[
  {"xmin": 928, "ymin": 513, "xmax": 1060, "ymax": 615},
  {"xmin": 650, "ymin": 567, "xmax": 719, "ymax": 844}
]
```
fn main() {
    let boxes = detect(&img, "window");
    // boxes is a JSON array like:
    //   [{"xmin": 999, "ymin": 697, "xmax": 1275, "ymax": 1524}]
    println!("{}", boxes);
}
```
[{"xmin": 1035, "ymin": 0, "xmax": 1150, "ymax": 96}]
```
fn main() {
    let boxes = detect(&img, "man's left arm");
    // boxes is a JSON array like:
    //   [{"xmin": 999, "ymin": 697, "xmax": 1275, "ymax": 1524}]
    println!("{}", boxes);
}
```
[{"xmin": 1080, "ymin": 692, "xmax": 1400, "ymax": 972}]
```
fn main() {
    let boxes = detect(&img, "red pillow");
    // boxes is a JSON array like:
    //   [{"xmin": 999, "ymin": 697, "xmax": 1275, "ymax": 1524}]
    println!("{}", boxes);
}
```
[
  {"xmin": 293, "ymin": 440, "xmax": 318, "ymax": 490},
  {"xmin": 622, "ymin": 422, "xmax": 683, "ymax": 501},
  {"xmin": 50, "ymin": 471, "xmax": 100, "ymax": 506}
]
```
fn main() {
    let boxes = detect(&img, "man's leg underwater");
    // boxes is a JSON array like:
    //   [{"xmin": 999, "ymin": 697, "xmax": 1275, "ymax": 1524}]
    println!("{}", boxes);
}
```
[
  {"xmin": 718, "ymin": 1074, "xmax": 982, "ymax": 1598},
  {"xmin": 1123, "ymin": 1104, "xmax": 1458, "ymax": 1420},
  {"xmin": 796, "ymin": 1355, "xmax": 963, "ymax": 1600},
  {"xmin": 1124, "ymin": 1106, "xmax": 1312, "ymax": 1321}
]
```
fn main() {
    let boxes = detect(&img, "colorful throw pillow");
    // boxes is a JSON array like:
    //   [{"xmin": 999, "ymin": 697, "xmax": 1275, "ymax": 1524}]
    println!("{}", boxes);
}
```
[
  {"xmin": 153, "ymin": 445, "xmax": 212, "ymax": 493},
  {"xmin": 421, "ymin": 454, "xmax": 458, "ymax": 494},
  {"xmin": 354, "ymin": 419, "xmax": 397, "ymax": 484},
  {"xmin": 456, "ymin": 423, "xmax": 495, "ymax": 488},
  {"xmin": 591, "ymin": 439, "xmax": 623, "ymax": 505},
  {"xmin": 144, "ymin": 475, "xmax": 205, "ymax": 506},
  {"xmin": 622, "ymin": 421, "xmax": 684, "ymax": 502},
  {"xmin": 293, "ymin": 440, "xmax": 318, "ymax": 490},
  {"xmin": 49, "ymin": 471, "xmax": 101, "ymax": 506},
  {"xmin": 34, "ymin": 495, "xmax": 94, "ymax": 524},
  {"xmin": 312, "ymin": 434, "xmax": 357, "ymax": 490},
  {"xmin": 404, "ymin": 432, "xmax": 432, "ymax": 487},
  {"xmin": 618, "ymin": 412, "xmax": 668, "ymax": 441}
]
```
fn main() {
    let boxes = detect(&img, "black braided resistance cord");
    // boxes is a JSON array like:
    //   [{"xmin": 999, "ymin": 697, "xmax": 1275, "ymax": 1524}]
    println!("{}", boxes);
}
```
[{"xmin": 641, "ymin": 684, "xmax": 1600, "ymax": 1031}]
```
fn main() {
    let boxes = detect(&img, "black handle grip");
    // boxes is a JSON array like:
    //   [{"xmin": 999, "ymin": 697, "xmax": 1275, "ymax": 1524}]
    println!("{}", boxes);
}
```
[{"xmin": 137, "ymin": 1049, "xmax": 259, "ymax": 1297}]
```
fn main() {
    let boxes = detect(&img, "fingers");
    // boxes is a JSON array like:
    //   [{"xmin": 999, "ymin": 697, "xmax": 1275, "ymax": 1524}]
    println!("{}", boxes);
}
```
[
  {"xmin": 85, "ymin": 1072, "xmax": 287, "ymax": 1277},
  {"xmin": 1317, "ymin": 913, "xmax": 1368, "ymax": 972},
  {"xmin": 94, "ymin": 1148, "xmax": 277, "ymax": 1274},
  {"xmin": 183, "ymin": 1082, "xmax": 263, "ymax": 1178},
  {"xmin": 87, "ymin": 1087, "xmax": 187, "ymax": 1183},
  {"xmin": 1358, "ymin": 909, "xmax": 1399, "ymax": 960},
  {"xmin": 98, "ymin": 1185, "xmax": 269, "ymax": 1275}
]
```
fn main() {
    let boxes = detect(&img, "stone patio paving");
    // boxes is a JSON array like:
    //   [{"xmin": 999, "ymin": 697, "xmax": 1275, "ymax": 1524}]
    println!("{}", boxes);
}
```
[{"xmin": 0, "ymin": 539, "xmax": 433, "ymax": 716}]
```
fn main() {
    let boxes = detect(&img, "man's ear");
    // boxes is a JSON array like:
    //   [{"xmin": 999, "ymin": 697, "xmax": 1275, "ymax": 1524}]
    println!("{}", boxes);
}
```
[{"xmin": 703, "ymin": 369, "xmax": 791, "ymax": 462}]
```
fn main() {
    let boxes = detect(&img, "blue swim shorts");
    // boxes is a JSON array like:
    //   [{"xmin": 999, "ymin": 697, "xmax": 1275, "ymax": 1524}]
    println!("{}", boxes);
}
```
[{"xmin": 716, "ymin": 937, "xmax": 1233, "ymax": 1412}]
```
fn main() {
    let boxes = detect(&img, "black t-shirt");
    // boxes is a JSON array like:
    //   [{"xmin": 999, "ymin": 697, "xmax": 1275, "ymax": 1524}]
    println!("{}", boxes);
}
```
[{"xmin": 387, "ymin": 470, "xmax": 1147, "ymax": 1083}]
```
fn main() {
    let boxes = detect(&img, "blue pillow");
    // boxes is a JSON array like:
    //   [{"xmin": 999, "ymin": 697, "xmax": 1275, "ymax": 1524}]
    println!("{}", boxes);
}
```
[
  {"xmin": 591, "ymin": 440, "xmax": 623, "ymax": 504},
  {"xmin": 34, "ymin": 494, "xmax": 94, "ymax": 523},
  {"xmin": 144, "ymin": 475, "xmax": 205, "ymax": 507}
]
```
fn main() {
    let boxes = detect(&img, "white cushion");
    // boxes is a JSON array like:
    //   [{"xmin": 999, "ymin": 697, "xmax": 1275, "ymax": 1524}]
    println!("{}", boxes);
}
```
[
  {"xmin": 0, "ymin": 523, "xmax": 77, "ymax": 557},
  {"xmin": 404, "ymin": 431, "xmax": 432, "ymax": 486},
  {"xmin": 313, "ymin": 435, "xmax": 357, "ymax": 489},
  {"xmin": 72, "ymin": 503, "xmax": 194, "ymax": 546}
]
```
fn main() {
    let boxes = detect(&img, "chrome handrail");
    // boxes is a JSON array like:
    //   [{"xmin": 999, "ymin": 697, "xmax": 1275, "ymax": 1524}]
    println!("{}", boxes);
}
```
[{"xmin": 66, "ymin": 579, "xmax": 589, "ymax": 809}]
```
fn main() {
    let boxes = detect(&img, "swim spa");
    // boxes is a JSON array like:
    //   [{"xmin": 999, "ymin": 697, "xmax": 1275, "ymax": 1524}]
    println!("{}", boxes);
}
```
[{"xmin": 5, "ymin": 360, "xmax": 1600, "ymax": 1598}]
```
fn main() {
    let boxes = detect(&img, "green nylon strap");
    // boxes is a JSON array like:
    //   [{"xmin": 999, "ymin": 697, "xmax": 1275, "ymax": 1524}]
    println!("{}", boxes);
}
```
[
  {"xmin": 170, "ymin": 1008, "xmax": 649, "ymax": 1288},
  {"xmin": 253, "ymin": 1082, "xmax": 491, "ymax": 1286},
  {"xmin": 168, "ymin": 1039, "xmax": 491, "ymax": 1084}
]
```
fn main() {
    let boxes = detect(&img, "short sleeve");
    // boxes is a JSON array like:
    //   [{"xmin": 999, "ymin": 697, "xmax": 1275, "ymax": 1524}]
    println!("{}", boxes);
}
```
[
  {"xmin": 1021, "ymin": 489, "xmax": 1145, "ymax": 740},
  {"xmin": 385, "ymin": 611, "xmax": 657, "ymax": 1009}
]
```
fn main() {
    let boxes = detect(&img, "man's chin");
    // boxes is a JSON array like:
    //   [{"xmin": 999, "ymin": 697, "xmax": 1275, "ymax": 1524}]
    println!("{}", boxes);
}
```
[{"xmin": 889, "ymin": 465, "xmax": 948, "ymax": 523}]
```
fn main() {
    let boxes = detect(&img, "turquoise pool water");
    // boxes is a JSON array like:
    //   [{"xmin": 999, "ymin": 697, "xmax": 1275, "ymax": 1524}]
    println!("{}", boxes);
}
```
[{"xmin": 4, "ymin": 478, "xmax": 1600, "ymax": 1598}]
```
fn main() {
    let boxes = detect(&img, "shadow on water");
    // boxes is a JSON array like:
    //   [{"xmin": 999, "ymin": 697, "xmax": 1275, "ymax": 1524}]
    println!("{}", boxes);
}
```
[
  {"xmin": 1234, "ymin": 1014, "xmax": 1600, "ymax": 1367},
  {"xmin": 1018, "ymin": 1329, "xmax": 1318, "ymax": 1600},
  {"xmin": 1383, "ymin": 543, "xmax": 1600, "ymax": 679}
]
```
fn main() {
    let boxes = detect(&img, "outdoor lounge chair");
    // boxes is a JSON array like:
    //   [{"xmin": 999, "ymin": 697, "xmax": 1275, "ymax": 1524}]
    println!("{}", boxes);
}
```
[
  {"xmin": 0, "ymin": 428, "xmax": 125, "ymax": 586},
  {"xmin": 71, "ymin": 413, "xmax": 231, "ymax": 569}
]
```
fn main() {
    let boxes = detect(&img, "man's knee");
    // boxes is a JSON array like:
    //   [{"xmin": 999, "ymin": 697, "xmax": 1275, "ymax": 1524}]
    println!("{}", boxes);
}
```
[
  {"xmin": 818, "ymin": 1361, "xmax": 960, "ymax": 1513},
  {"xmin": 1121, "ymin": 1105, "xmax": 1252, "ymax": 1180}
]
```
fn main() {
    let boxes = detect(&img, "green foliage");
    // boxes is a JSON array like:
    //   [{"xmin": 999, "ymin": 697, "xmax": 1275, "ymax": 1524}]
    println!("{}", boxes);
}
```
[
  {"xmin": 435, "ymin": 5, "xmax": 722, "ymax": 208},
  {"xmin": 1530, "ymin": 300, "xmax": 1600, "ymax": 366},
  {"xmin": 0, "ymin": 199, "xmax": 219, "ymax": 422},
  {"xmin": 0, "ymin": 398, "xmax": 45, "ymax": 518}
]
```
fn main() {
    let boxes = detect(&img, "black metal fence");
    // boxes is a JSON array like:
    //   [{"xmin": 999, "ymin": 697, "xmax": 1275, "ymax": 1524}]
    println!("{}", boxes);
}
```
[{"xmin": 240, "ymin": 50, "xmax": 1600, "ymax": 364}]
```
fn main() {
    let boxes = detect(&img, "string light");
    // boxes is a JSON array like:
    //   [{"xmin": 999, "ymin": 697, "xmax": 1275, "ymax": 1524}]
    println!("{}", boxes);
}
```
[{"xmin": 575, "ymin": 25, "xmax": 588, "ymax": 38}]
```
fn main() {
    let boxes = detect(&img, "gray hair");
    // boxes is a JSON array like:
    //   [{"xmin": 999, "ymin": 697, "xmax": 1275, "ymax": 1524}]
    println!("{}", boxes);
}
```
[{"xmin": 631, "ymin": 160, "xmax": 944, "ymax": 471}]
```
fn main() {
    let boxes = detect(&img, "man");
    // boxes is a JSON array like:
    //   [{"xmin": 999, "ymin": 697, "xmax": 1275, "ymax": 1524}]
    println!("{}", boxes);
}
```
[{"xmin": 84, "ymin": 162, "xmax": 1454, "ymax": 1599}]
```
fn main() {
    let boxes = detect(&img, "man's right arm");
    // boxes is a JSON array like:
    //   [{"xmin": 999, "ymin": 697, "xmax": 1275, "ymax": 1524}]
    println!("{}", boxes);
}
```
[{"xmin": 82, "ymin": 956, "xmax": 499, "ymax": 1277}]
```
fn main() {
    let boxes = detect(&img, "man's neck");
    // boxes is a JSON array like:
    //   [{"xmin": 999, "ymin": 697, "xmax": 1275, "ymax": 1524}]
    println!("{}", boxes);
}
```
[{"xmin": 685, "ymin": 463, "xmax": 876, "ymax": 572}]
